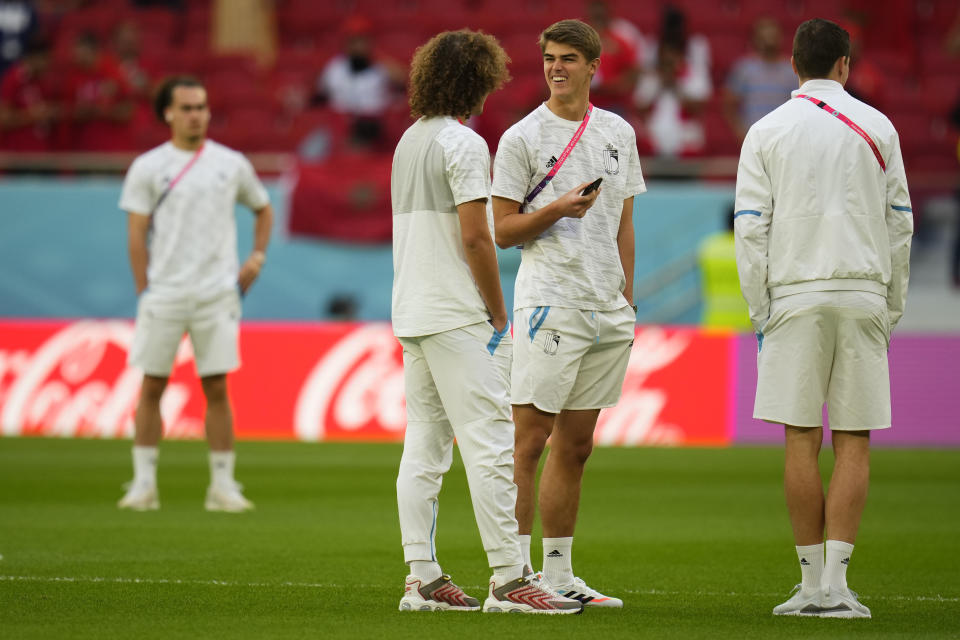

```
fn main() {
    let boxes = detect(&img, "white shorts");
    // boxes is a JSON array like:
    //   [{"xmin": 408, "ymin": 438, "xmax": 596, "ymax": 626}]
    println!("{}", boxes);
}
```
[
  {"xmin": 128, "ymin": 287, "xmax": 241, "ymax": 378},
  {"xmin": 512, "ymin": 305, "xmax": 635, "ymax": 413},
  {"xmin": 754, "ymin": 291, "xmax": 891, "ymax": 431}
]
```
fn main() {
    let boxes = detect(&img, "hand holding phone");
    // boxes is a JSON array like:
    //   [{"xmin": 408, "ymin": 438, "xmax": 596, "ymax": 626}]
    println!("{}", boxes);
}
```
[{"xmin": 580, "ymin": 177, "xmax": 603, "ymax": 196}]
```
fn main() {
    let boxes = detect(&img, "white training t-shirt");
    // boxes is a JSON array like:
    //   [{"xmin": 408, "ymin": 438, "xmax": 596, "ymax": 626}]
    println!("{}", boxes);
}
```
[
  {"xmin": 119, "ymin": 139, "xmax": 270, "ymax": 300},
  {"xmin": 391, "ymin": 116, "xmax": 493, "ymax": 337},
  {"xmin": 492, "ymin": 103, "xmax": 646, "ymax": 311},
  {"xmin": 319, "ymin": 55, "xmax": 393, "ymax": 116}
]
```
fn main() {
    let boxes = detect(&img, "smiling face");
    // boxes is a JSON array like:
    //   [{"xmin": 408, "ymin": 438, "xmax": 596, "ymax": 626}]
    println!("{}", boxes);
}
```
[{"xmin": 542, "ymin": 40, "xmax": 599, "ymax": 103}]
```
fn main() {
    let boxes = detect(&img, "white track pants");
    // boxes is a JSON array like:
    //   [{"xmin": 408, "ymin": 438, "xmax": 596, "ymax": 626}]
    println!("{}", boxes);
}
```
[{"xmin": 396, "ymin": 321, "xmax": 522, "ymax": 569}]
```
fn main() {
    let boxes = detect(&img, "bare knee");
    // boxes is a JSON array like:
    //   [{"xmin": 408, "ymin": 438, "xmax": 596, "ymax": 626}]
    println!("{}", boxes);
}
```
[
  {"xmin": 513, "ymin": 405, "xmax": 554, "ymax": 467},
  {"xmin": 138, "ymin": 375, "xmax": 168, "ymax": 405},
  {"xmin": 515, "ymin": 427, "xmax": 549, "ymax": 466},
  {"xmin": 552, "ymin": 433, "xmax": 594, "ymax": 466},
  {"xmin": 832, "ymin": 430, "xmax": 870, "ymax": 465},
  {"xmin": 201, "ymin": 374, "xmax": 229, "ymax": 405},
  {"xmin": 785, "ymin": 425, "xmax": 823, "ymax": 460}
]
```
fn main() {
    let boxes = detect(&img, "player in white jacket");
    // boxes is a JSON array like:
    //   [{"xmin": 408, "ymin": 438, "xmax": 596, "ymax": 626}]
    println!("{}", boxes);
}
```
[{"xmin": 734, "ymin": 18, "xmax": 912, "ymax": 619}]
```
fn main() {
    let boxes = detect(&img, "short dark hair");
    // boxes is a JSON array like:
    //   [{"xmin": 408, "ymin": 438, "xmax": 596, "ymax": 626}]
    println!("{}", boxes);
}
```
[
  {"xmin": 153, "ymin": 75, "xmax": 204, "ymax": 122},
  {"xmin": 792, "ymin": 18, "xmax": 850, "ymax": 79},
  {"xmin": 539, "ymin": 19, "xmax": 602, "ymax": 61},
  {"xmin": 408, "ymin": 30, "xmax": 510, "ymax": 118}
]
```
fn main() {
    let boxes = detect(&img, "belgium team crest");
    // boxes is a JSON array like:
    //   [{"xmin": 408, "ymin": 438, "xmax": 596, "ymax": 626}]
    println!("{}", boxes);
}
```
[{"xmin": 603, "ymin": 143, "xmax": 620, "ymax": 175}]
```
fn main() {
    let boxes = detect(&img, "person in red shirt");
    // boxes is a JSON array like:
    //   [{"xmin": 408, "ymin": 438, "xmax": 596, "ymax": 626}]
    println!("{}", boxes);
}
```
[
  {"xmin": 0, "ymin": 38, "xmax": 63, "ymax": 151},
  {"xmin": 64, "ymin": 31, "xmax": 134, "ymax": 151},
  {"xmin": 586, "ymin": 0, "xmax": 641, "ymax": 113}
]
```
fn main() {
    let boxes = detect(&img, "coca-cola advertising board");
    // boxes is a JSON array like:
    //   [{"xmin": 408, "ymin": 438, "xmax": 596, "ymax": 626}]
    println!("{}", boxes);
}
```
[{"xmin": 0, "ymin": 320, "xmax": 731, "ymax": 446}]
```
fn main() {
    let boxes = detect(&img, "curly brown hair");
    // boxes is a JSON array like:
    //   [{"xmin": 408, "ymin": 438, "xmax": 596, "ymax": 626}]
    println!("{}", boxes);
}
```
[{"xmin": 408, "ymin": 30, "xmax": 511, "ymax": 118}]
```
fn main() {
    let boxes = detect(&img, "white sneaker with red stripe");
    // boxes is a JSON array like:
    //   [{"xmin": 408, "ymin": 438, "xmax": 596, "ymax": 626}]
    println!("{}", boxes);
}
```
[
  {"xmin": 482, "ymin": 574, "xmax": 583, "ymax": 614},
  {"xmin": 539, "ymin": 573, "xmax": 623, "ymax": 608},
  {"xmin": 398, "ymin": 574, "xmax": 480, "ymax": 611}
]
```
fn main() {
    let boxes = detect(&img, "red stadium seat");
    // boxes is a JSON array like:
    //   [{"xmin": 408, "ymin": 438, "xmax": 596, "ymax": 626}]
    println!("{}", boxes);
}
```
[{"xmin": 210, "ymin": 106, "xmax": 278, "ymax": 152}]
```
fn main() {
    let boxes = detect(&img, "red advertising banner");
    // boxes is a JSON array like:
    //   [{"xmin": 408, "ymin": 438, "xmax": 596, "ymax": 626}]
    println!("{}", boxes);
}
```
[{"xmin": 0, "ymin": 320, "xmax": 731, "ymax": 446}]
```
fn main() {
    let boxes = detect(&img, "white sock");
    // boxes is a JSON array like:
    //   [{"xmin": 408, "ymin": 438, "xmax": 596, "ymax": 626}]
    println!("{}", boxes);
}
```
[
  {"xmin": 132, "ymin": 446, "xmax": 158, "ymax": 486},
  {"xmin": 519, "ymin": 534, "xmax": 532, "ymax": 571},
  {"xmin": 823, "ymin": 540, "xmax": 854, "ymax": 590},
  {"xmin": 795, "ymin": 543, "xmax": 823, "ymax": 592},
  {"xmin": 542, "ymin": 536, "xmax": 574, "ymax": 586},
  {"xmin": 209, "ymin": 450, "xmax": 235, "ymax": 487},
  {"xmin": 409, "ymin": 560, "xmax": 442, "ymax": 582},
  {"xmin": 492, "ymin": 564, "xmax": 524, "ymax": 587}
]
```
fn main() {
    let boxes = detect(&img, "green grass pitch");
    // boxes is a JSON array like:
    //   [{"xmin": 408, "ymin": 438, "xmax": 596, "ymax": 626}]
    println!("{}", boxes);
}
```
[{"xmin": 0, "ymin": 438, "xmax": 957, "ymax": 639}]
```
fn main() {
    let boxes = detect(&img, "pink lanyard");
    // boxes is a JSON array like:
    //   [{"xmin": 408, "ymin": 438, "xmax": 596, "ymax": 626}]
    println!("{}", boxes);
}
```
[
  {"xmin": 152, "ymin": 142, "xmax": 205, "ymax": 214},
  {"xmin": 795, "ymin": 95, "xmax": 885, "ymax": 171},
  {"xmin": 522, "ymin": 103, "xmax": 593, "ymax": 208}
]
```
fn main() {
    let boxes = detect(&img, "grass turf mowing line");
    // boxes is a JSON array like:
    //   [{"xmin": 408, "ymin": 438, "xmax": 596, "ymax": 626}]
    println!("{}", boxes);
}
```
[{"xmin": 0, "ymin": 438, "xmax": 957, "ymax": 639}]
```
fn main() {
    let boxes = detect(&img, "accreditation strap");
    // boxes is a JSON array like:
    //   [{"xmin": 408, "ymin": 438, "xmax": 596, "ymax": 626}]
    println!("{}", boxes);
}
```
[
  {"xmin": 152, "ymin": 142, "xmax": 206, "ymax": 214},
  {"xmin": 795, "ymin": 95, "xmax": 885, "ymax": 171},
  {"xmin": 522, "ymin": 103, "xmax": 594, "ymax": 210}
]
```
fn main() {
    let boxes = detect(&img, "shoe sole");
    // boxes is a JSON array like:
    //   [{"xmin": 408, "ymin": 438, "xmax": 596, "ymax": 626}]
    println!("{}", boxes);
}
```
[
  {"xmin": 482, "ymin": 600, "xmax": 582, "ymax": 615},
  {"xmin": 817, "ymin": 608, "xmax": 871, "ymax": 619},
  {"xmin": 773, "ymin": 609, "xmax": 822, "ymax": 616},
  {"xmin": 117, "ymin": 498, "xmax": 159, "ymax": 511},
  {"xmin": 205, "ymin": 500, "xmax": 254, "ymax": 512},
  {"xmin": 398, "ymin": 598, "xmax": 479, "ymax": 612}
]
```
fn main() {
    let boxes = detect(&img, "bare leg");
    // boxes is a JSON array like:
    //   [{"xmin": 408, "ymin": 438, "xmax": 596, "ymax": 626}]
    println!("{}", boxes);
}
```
[
  {"xmin": 825, "ymin": 431, "xmax": 870, "ymax": 543},
  {"xmin": 784, "ymin": 425, "xmax": 825, "ymax": 546},
  {"xmin": 200, "ymin": 374, "xmax": 233, "ymax": 452},
  {"xmin": 133, "ymin": 375, "xmax": 168, "ymax": 446},
  {"xmin": 512, "ymin": 404, "xmax": 555, "ymax": 535},
  {"xmin": 539, "ymin": 409, "xmax": 601, "ymax": 538}
]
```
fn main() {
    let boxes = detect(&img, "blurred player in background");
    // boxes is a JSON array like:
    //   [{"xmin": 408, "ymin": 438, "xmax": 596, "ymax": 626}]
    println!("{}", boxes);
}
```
[
  {"xmin": 735, "ymin": 18, "xmax": 912, "ymax": 618},
  {"xmin": 117, "ymin": 76, "xmax": 274, "ymax": 513},
  {"xmin": 491, "ymin": 19, "xmax": 645, "ymax": 608},
  {"xmin": 392, "ymin": 30, "xmax": 581, "ymax": 615}
]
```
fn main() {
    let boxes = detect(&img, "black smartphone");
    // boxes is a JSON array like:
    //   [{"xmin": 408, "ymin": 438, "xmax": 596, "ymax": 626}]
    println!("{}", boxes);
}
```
[{"xmin": 580, "ymin": 177, "xmax": 603, "ymax": 196}]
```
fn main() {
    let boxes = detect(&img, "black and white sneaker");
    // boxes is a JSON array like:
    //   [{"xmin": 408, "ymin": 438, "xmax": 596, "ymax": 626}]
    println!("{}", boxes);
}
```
[{"xmin": 539, "ymin": 573, "xmax": 623, "ymax": 608}]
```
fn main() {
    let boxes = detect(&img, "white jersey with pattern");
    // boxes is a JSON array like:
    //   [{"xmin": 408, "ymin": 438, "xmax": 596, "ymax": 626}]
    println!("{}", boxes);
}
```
[
  {"xmin": 492, "ymin": 103, "xmax": 645, "ymax": 311},
  {"xmin": 119, "ymin": 139, "xmax": 269, "ymax": 300}
]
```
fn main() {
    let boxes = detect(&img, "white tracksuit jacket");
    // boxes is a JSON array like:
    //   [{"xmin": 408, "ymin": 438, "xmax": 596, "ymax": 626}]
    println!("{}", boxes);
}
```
[{"xmin": 734, "ymin": 78, "xmax": 913, "ymax": 334}]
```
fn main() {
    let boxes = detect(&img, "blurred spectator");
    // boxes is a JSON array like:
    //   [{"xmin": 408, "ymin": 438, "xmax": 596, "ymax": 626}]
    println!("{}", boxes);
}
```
[
  {"xmin": 722, "ymin": 18, "xmax": 795, "ymax": 141},
  {"xmin": 0, "ymin": 0, "xmax": 37, "ymax": 79},
  {"xmin": 0, "ymin": 36, "xmax": 62, "ymax": 150},
  {"xmin": 634, "ymin": 41, "xmax": 708, "ymax": 156},
  {"xmin": 639, "ymin": 5, "xmax": 711, "ymax": 92},
  {"xmin": 698, "ymin": 206, "xmax": 751, "ymax": 329},
  {"xmin": 633, "ymin": 6, "xmax": 711, "ymax": 156},
  {"xmin": 842, "ymin": 21, "xmax": 884, "ymax": 109},
  {"xmin": 311, "ymin": 15, "xmax": 403, "ymax": 146},
  {"xmin": 113, "ymin": 21, "xmax": 156, "ymax": 103},
  {"xmin": 65, "ymin": 31, "xmax": 133, "ymax": 150},
  {"xmin": 586, "ymin": 0, "xmax": 641, "ymax": 113}
]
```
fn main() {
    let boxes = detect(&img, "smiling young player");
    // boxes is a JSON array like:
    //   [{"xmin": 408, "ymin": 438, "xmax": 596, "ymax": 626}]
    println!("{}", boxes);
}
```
[{"xmin": 491, "ymin": 19, "xmax": 646, "ymax": 607}]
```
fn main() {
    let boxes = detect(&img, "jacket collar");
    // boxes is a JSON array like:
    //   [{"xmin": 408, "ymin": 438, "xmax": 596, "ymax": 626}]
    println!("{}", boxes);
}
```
[{"xmin": 792, "ymin": 78, "xmax": 844, "ymax": 98}]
